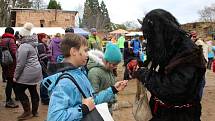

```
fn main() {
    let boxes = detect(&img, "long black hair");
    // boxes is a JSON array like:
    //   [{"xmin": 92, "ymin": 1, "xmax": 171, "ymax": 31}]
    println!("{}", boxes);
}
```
[{"xmin": 141, "ymin": 9, "xmax": 189, "ymax": 67}]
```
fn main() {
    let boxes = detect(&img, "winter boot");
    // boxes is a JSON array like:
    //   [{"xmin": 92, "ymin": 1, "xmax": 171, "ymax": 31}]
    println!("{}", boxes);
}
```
[
  {"xmin": 5, "ymin": 99, "xmax": 19, "ymax": 108},
  {"xmin": 17, "ymin": 100, "xmax": 32, "ymax": 120}
]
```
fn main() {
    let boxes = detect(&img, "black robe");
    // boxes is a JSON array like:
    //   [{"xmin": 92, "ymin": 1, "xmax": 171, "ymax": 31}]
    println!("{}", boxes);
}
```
[{"xmin": 137, "ymin": 40, "xmax": 206, "ymax": 121}]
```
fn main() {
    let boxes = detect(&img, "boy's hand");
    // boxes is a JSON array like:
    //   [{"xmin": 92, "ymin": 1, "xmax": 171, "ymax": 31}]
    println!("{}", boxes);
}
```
[
  {"xmin": 82, "ymin": 97, "xmax": 95, "ymax": 111},
  {"xmin": 114, "ymin": 80, "xmax": 128, "ymax": 91}
]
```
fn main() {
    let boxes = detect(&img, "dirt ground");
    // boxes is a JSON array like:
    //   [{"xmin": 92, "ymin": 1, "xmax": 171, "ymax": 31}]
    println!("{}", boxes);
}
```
[{"xmin": 0, "ymin": 65, "xmax": 215, "ymax": 121}]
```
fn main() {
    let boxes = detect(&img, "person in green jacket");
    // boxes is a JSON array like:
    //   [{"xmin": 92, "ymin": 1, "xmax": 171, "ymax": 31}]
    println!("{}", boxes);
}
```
[
  {"xmin": 117, "ymin": 34, "xmax": 125, "ymax": 54},
  {"xmin": 87, "ymin": 43, "xmax": 126, "ymax": 114},
  {"xmin": 88, "ymin": 28, "xmax": 103, "ymax": 51}
]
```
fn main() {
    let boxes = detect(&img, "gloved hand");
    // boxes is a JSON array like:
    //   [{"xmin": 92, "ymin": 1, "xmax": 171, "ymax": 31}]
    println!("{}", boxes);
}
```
[{"xmin": 133, "ymin": 67, "xmax": 150, "ymax": 84}]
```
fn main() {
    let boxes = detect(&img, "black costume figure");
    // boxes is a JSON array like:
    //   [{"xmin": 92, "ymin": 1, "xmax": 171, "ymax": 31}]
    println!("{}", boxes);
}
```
[{"xmin": 136, "ymin": 9, "xmax": 206, "ymax": 121}]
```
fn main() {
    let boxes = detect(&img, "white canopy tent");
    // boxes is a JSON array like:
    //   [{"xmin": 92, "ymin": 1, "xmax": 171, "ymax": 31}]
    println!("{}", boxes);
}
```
[
  {"xmin": 110, "ymin": 29, "xmax": 129, "ymax": 34},
  {"xmin": 0, "ymin": 27, "xmax": 90, "ymax": 36},
  {"xmin": 73, "ymin": 28, "xmax": 90, "ymax": 36},
  {"xmin": 33, "ymin": 27, "xmax": 65, "ymax": 35},
  {"xmin": 125, "ymin": 32, "xmax": 143, "ymax": 36},
  {"xmin": 0, "ymin": 27, "xmax": 65, "ymax": 36}
]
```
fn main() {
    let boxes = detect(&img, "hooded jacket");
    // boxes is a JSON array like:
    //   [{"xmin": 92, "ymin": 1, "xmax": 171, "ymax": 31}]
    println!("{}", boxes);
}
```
[
  {"xmin": 14, "ymin": 35, "xmax": 42, "ymax": 85},
  {"xmin": 44, "ymin": 62, "xmax": 116, "ymax": 121},
  {"xmin": 87, "ymin": 50, "xmax": 117, "ymax": 104},
  {"xmin": 0, "ymin": 33, "xmax": 17, "ymax": 78},
  {"xmin": 49, "ymin": 37, "xmax": 62, "ymax": 62}
]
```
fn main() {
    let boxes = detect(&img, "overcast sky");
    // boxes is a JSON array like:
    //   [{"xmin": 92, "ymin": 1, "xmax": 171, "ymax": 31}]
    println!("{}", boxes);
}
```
[{"xmin": 44, "ymin": 0, "xmax": 215, "ymax": 24}]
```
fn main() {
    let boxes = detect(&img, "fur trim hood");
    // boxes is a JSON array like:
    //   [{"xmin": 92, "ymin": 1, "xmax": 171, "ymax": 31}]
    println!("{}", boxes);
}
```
[{"xmin": 87, "ymin": 49, "xmax": 105, "ymax": 70}]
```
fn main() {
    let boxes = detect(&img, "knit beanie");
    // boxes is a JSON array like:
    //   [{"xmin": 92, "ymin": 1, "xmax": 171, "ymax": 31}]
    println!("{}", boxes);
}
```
[
  {"xmin": 5, "ymin": 27, "xmax": 14, "ymax": 34},
  {"xmin": 19, "ymin": 22, "xmax": 33, "ymax": 36},
  {"xmin": 90, "ymin": 28, "xmax": 97, "ymax": 33},
  {"xmin": 104, "ymin": 43, "xmax": 122, "ymax": 63}
]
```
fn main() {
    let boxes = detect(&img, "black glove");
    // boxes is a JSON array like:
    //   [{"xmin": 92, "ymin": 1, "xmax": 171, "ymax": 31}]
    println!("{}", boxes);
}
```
[{"xmin": 133, "ymin": 67, "xmax": 150, "ymax": 84}]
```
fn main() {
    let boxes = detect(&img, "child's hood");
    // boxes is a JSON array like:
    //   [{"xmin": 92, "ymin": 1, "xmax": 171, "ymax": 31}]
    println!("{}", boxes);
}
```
[{"xmin": 87, "ymin": 49, "xmax": 105, "ymax": 70}]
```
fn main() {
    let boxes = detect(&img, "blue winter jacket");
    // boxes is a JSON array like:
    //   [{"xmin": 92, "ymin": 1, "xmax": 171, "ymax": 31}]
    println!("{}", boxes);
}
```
[
  {"xmin": 130, "ymin": 39, "xmax": 141, "ymax": 56},
  {"xmin": 43, "ymin": 63, "xmax": 115, "ymax": 121}
]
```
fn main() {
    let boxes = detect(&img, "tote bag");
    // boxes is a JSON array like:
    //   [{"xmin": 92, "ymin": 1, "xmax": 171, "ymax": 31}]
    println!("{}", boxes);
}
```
[{"xmin": 132, "ymin": 79, "xmax": 152, "ymax": 121}]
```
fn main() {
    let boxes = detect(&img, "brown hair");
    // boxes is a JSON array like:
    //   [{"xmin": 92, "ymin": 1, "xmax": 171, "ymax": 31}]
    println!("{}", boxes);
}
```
[
  {"xmin": 60, "ymin": 34, "xmax": 88, "ymax": 57},
  {"xmin": 37, "ymin": 33, "xmax": 47, "ymax": 43}
]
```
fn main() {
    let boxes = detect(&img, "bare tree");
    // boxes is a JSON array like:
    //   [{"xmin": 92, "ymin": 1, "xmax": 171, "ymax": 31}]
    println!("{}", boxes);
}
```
[
  {"xmin": 74, "ymin": 4, "xmax": 84, "ymax": 27},
  {"xmin": 74, "ymin": 4, "xmax": 84, "ymax": 19},
  {"xmin": 198, "ymin": 4, "xmax": 215, "ymax": 22},
  {"xmin": 0, "ymin": 0, "xmax": 13, "ymax": 26},
  {"xmin": 14, "ymin": 0, "xmax": 46, "ymax": 9},
  {"xmin": 0, "ymin": 0, "xmax": 47, "ymax": 26},
  {"xmin": 11, "ymin": 0, "xmax": 16, "ymax": 7},
  {"xmin": 31, "ymin": 0, "xmax": 45, "ymax": 9},
  {"xmin": 124, "ymin": 20, "xmax": 140, "ymax": 30},
  {"xmin": 16, "ymin": 0, "xmax": 32, "ymax": 8}
]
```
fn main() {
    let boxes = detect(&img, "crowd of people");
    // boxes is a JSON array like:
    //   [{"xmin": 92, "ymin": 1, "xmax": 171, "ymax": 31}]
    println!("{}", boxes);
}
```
[{"xmin": 0, "ymin": 8, "xmax": 215, "ymax": 121}]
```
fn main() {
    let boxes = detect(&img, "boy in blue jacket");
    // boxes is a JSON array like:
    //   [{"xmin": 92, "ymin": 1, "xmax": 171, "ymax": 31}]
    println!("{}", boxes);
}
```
[{"xmin": 44, "ymin": 34, "xmax": 127, "ymax": 121}]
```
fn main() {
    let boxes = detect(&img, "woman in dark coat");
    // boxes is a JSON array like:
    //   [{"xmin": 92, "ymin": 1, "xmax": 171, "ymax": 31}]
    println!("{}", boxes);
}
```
[
  {"xmin": 37, "ymin": 33, "xmax": 51, "ymax": 105},
  {"xmin": 135, "ymin": 9, "xmax": 206, "ymax": 121}
]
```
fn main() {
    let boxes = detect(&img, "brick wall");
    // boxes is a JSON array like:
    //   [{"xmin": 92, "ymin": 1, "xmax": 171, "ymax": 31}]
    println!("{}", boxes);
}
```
[
  {"xmin": 14, "ymin": 9, "xmax": 76, "ymax": 28},
  {"xmin": 181, "ymin": 22, "xmax": 215, "ymax": 38}
]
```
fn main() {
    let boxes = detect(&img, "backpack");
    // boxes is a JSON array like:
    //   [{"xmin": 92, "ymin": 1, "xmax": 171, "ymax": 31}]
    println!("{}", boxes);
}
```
[
  {"xmin": 36, "ymin": 43, "xmax": 49, "ymax": 75},
  {"xmin": 0, "ymin": 38, "xmax": 13, "ymax": 66},
  {"xmin": 42, "ymin": 67, "xmax": 84, "ymax": 96},
  {"xmin": 130, "ymin": 39, "xmax": 141, "ymax": 48},
  {"xmin": 130, "ymin": 39, "xmax": 141, "ymax": 54},
  {"xmin": 56, "ymin": 55, "xmax": 64, "ymax": 62}
]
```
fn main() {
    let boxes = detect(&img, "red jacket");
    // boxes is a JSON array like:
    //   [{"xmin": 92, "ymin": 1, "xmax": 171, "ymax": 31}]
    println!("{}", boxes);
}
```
[{"xmin": 0, "ymin": 33, "xmax": 17, "ymax": 78}]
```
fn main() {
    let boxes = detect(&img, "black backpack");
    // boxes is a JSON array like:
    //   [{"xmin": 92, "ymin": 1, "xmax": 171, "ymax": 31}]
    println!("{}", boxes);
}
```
[
  {"xmin": 0, "ymin": 38, "xmax": 13, "ymax": 66},
  {"xmin": 36, "ymin": 43, "xmax": 49, "ymax": 74}
]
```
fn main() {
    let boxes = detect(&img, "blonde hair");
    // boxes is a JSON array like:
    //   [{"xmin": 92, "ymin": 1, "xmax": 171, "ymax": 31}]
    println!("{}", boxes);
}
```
[{"xmin": 55, "ymin": 33, "xmax": 61, "ymax": 37}]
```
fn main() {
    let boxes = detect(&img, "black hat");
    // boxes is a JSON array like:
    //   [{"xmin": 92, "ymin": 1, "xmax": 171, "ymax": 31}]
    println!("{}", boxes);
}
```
[
  {"xmin": 65, "ymin": 27, "xmax": 74, "ymax": 33},
  {"xmin": 5, "ymin": 27, "xmax": 14, "ymax": 34}
]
